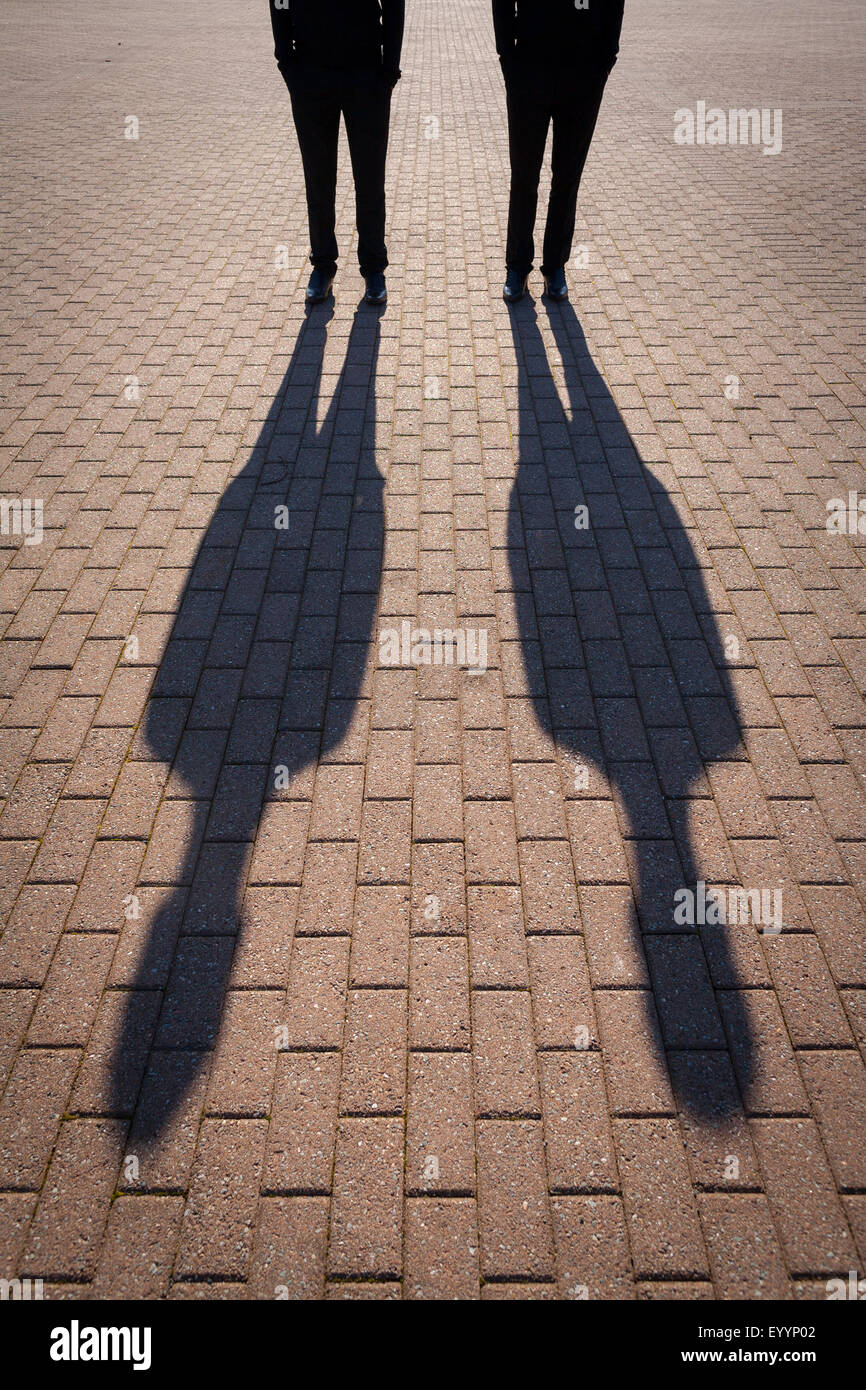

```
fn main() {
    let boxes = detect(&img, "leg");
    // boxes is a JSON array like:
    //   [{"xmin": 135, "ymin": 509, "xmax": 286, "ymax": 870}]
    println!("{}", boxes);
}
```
[
  {"xmin": 542, "ymin": 73, "xmax": 606, "ymax": 277},
  {"xmin": 342, "ymin": 75, "xmax": 392, "ymax": 277},
  {"xmin": 504, "ymin": 71, "xmax": 551, "ymax": 275},
  {"xmin": 287, "ymin": 73, "xmax": 342, "ymax": 276}
]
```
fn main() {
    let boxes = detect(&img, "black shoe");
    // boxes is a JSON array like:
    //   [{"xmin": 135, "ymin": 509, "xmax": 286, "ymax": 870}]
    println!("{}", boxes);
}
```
[
  {"xmin": 543, "ymin": 267, "xmax": 568, "ymax": 301},
  {"xmin": 305, "ymin": 269, "xmax": 334, "ymax": 304},
  {"xmin": 503, "ymin": 268, "xmax": 529, "ymax": 303},
  {"xmin": 364, "ymin": 272, "xmax": 387, "ymax": 305}
]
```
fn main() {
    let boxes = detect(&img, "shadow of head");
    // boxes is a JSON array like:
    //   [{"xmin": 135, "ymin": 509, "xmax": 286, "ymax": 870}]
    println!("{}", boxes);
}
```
[
  {"xmin": 113, "ymin": 305, "xmax": 385, "ymax": 1141},
  {"xmin": 506, "ymin": 295, "xmax": 755, "ymax": 1120}
]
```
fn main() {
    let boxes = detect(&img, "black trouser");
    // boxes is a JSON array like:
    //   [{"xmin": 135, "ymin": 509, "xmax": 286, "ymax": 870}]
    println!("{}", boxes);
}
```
[
  {"xmin": 282, "ymin": 63, "xmax": 392, "ymax": 278},
  {"xmin": 504, "ymin": 63, "xmax": 608, "ymax": 276}
]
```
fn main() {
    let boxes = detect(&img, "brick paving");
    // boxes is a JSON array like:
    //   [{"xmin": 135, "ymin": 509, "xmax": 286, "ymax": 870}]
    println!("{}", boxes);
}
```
[{"xmin": 1, "ymin": 0, "xmax": 865, "ymax": 1299}]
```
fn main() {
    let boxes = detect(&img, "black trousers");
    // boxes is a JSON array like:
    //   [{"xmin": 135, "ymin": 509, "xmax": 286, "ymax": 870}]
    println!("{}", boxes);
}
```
[
  {"xmin": 283, "ymin": 64, "xmax": 392, "ymax": 278},
  {"xmin": 505, "ymin": 64, "xmax": 608, "ymax": 276}
]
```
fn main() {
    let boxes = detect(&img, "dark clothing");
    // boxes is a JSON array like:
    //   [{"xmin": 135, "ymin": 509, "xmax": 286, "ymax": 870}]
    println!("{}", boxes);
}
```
[
  {"xmin": 271, "ymin": 2, "xmax": 404, "ymax": 277},
  {"xmin": 492, "ymin": 0, "xmax": 625, "ymax": 74},
  {"xmin": 270, "ymin": 0, "xmax": 405, "ymax": 81},
  {"xmin": 495, "ymin": 2, "xmax": 623, "ymax": 274},
  {"xmin": 286, "ymin": 66, "xmax": 392, "ymax": 277},
  {"xmin": 505, "ymin": 66, "xmax": 606, "ymax": 276}
]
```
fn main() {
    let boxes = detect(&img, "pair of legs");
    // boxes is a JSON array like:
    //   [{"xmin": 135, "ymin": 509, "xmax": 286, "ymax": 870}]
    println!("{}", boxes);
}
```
[
  {"xmin": 284, "ymin": 65, "xmax": 392, "ymax": 278},
  {"xmin": 505, "ymin": 64, "xmax": 608, "ymax": 277}
]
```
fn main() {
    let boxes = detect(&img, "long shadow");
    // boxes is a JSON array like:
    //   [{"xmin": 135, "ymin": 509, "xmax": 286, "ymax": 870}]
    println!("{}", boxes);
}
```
[
  {"xmin": 507, "ymin": 297, "xmax": 754, "ymax": 1119},
  {"xmin": 113, "ymin": 304, "xmax": 384, "ymax": 1140}
]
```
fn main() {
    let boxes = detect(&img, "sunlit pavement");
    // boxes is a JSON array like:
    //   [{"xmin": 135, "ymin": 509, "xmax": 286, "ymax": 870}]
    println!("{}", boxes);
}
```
[{"xmin": 0, "ymin": 0, "xmax": 864, "ymax": 1299}]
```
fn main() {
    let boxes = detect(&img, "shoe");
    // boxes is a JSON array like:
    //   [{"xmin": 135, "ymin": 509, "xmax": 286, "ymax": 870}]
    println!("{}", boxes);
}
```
[
  {"xmin": 305, "ymin": 269, "xmax": 334, "ymax": 304},
  {"xmin": 503, "ymin": 269, "xmax": 529, "ymax": 303},
  {"xmin": 543, "ymin": 267, "xmax": 568, "ymax": 301},
  {"xmin": 364, "ymin": 272, "xmax": 387, "ymax": 305}
]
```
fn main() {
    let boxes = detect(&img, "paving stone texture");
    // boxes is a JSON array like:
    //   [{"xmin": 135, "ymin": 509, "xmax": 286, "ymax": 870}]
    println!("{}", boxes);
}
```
[{"xmin": 0, "ymin": 0, "xmax": 865, "ymax": 1299}]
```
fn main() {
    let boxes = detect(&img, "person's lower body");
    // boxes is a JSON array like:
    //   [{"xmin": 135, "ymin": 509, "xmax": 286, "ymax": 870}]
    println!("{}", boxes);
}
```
[
  {"xmin": 342, "ymin": 79, "xmax": 392, "ymax": 278},
  {"xmin": 283, "ymin": 64, "xmax": 392, "ymax": 281},
  {"xmin": 504, "ymin": 65, "xmax": 608, "ymax": 280}
]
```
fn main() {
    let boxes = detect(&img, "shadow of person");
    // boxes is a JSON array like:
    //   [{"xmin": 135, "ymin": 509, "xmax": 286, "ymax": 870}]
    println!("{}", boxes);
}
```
[
  {"xmin": 113, "ymin": 304, "xmax": 384, "ymax": 1142},
  {"xmin": 506, "ymin": 296, "xmax": 754, "ymax": 1119}
]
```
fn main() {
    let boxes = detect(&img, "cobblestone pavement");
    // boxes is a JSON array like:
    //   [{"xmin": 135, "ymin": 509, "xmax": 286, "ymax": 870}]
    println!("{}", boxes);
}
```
[{"xmin": 1, "ymin": 0, "xmax": 865, "ymax": 1300}]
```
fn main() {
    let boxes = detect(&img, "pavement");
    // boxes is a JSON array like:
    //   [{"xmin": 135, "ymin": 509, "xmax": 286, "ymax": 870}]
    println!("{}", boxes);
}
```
[{"xmin": 0, "ymin": 0, "xmax": 865, "ymax": 1300}]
